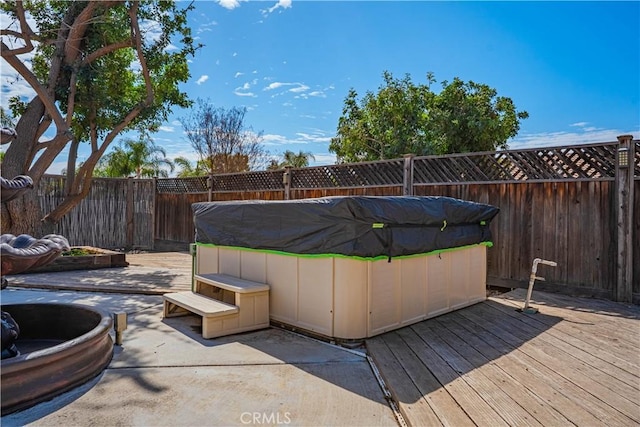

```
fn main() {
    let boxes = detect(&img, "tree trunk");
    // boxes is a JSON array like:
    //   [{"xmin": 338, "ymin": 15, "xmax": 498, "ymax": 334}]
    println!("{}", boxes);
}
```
[
  {"xmin": 1, "ymin": 98, "xmax": 46, "ymax": 237},
  {"xmin": 64, "ymin": 137, "xmax": 79, "ymax": 195}
]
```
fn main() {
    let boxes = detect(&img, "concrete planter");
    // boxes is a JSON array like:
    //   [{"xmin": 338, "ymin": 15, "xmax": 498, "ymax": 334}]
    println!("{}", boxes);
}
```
[
  {"xmin": 1, "ymin": 303, "xmax": 114, "ymax": 415},
  {"xmin": 26, "ymin": 247, "xmax": 128, "ymax": 273}
]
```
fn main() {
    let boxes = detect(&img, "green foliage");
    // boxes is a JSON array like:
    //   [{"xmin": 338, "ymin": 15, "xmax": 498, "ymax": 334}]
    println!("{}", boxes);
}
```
[
  {"xmin": 174, "ymin": 156, "xmax": 208, "ymax": 177},
  {"xmin": 94, "ymin": 135, "xmax": 174, "ymax": 178},
  {"xmin": 330, "ymin": 71, "xmax": 528, "ymax": 162},
  {"xmin": 267, "ymin": 150, "xmax": 315, "ymax": 170},
  {"xmin": 1, "ymin": 0, "xmax": 200, "ymax": 228},
  {"xmin": 0, "ymin": 107, "xmax": 14, "ymax": 128},
  {"xmin": 62, "ymin": 247, "xmax": 100, "ymax": 256}
]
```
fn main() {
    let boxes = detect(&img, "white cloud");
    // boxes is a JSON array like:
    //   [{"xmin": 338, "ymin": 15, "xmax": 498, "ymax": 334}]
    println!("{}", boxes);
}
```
[
  {"xmin": 570, "ymin": 122, "xmax": 589, "ymax": 128},
  {"xmin": 139, "ymin": 19, "xmax": 163, "ymax": 44},
  {"xmin": 263, "ymin": 82, "xmax": 309, "ymax": 96},
  {"xmin": 232, "ymin": 52, "xmax": 238, "ymax": 57},
  {"xmin": 509, "ymin": 126, "xmax": 639, "ymax": 149},
  {"xmin": 263, "ymin": 0, "xmax": 292, "ymax": 15},
  {"xmin": 295, "ymin": 132, "xmax": 332, "ymax": 143},
  {"xmin": 197, "ymin": 21, "xmax": 217, "ymax": 33},
  {"xmin": 158, "ymin": 126, "xmax": 175, "ymax": 132},
  {"xmin": 234, "ymin": 72, "xmax": 244, "ymax": 78},
  {"xmin": 262, "ymin": 130, "xmax": 334, "ymax": 148},
  {"xmin": 289, "ymin": 84, "xmax": 309, "ymax": 93},
  {"xmin": 233, "ymin": 80, "xmax": 258, "ymax": 97},
  {"xmin": 196, "ymin": 75, "xmax": 209, "ymax": 85},
  {"xmin": 218, "ymin": 0, "xmax": 244, "ymax": 10},
  {"xmin": 233, "ymin": 85, "xmax": 257, "ymax": 97},
  {"xmin": 264, "ymin": 82, "xmax": 286, "ymax": 91},
  {"xmin": 308, "ymin": 91, "xmax": 326, "ymax": 98},
  {"xmin": 310, "ymin": 153, "xmax": 337, "ymax": 166},
  {"xmin": 262, "ymin": 134, "xmax": 289, "ymax": 145}
]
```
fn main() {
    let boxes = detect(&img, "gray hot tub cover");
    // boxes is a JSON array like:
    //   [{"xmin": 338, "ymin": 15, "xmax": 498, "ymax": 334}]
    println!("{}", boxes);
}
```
[{"xmin": 193, "ymin": 196, "xmax": 499, "ymax": 258}]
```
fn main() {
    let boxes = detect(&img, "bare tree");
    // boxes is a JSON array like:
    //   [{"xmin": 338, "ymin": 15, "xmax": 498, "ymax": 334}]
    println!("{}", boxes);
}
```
[{"xmin": 180, "ymin": 99, "xmax": 267, "ymax": 175}]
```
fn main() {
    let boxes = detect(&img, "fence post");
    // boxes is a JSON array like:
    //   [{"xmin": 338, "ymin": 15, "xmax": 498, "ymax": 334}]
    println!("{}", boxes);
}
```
[
  {"xmin": 615, "ymin": 134, "xmax": 634, "ymax": 302},
  {"xmin": 207, "ymin": 173, "xmax": 213, "ymax": 202},
  {"xmin": 403, "ymin": 154, "xmax": 415, "ymax": 196},
  {"xmin": 283, "ymin": 166, "xmax": 292, "ymax": 200},
  {"xmin": 152, "ymin": 177, "xmax": 157, "ymax": 251},
  {"xmin": 126, "ymin": 177, "xmax": 134, "ymax": 250}
]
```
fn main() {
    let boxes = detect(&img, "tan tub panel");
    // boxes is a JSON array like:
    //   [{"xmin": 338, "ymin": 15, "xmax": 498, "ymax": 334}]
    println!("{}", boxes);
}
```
[
  {"xmin": 240, "ymin": 250, "xmax": 267, "ymax": 283},
  {"xmin": 399, "ymin": 257, "xmax": 428, "ymax": 326},
  {"xmin": 368, "ymin": 259, "xmax": 401, "ymax": 336},
  {"xmin": 333, "ymin": 258, "xmax": 368, "ymax": 339},
  {"xmin": 426, "ymin": 252, "xmax": 451, "ymax": 317},
  {"xmin": 449, "ymin": 249, "xmax": 472, "ymax": 310},
  {"xmin": 297, "ymin": 258, "xmax": 334, "ymax": 337},
  {"xmin": 265, "ymin": 253, "xmax": 298, "ymax": 325},
  {"xmin": 197, "ymin": 246, "xmax": 219, "ymax": 274},
  {"xmin": 219, "ymin": 248, "xmax": 241, "ymax": 277}
]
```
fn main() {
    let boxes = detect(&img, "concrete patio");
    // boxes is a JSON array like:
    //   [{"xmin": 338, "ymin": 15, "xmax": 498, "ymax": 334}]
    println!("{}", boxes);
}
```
[{"xmin": 1, "ymin": 287, "xmax": 398, "ymax": 426}]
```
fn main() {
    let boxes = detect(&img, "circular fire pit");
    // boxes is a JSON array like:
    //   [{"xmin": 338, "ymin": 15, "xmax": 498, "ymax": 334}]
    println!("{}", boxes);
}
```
[{"xmin": 1, "ymin": 303, "xmax": 113, "ymax": 415}]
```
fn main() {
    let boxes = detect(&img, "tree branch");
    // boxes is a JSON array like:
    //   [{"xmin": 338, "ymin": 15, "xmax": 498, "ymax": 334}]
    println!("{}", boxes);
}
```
[
  {"xmin": 82, "ymin": 39, "xmax": 133, "ymax": 65},
  {"xmin": 1, "ymin": 41, "xmax": 68, "ymax": 135},
  {"xmin": 63, "ymin": 2, "xmax": 98, "ymax": 64},
  {"xmin": 129, "ymin": 1, "xmax": 155, "ymax": 107},
  {"xmin": 0, "ymin": 1, "xmax": 35, "ymax": 55}
]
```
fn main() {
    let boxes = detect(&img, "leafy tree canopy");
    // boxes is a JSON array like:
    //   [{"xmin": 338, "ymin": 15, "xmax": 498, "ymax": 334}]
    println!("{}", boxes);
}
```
[
  {"xmin": 1, "ymin": 0, "xmax": 199, "ymax": 234},
  {"xmin": 329, "ymin": 71, "xmax": 529, "ymax": 163}
]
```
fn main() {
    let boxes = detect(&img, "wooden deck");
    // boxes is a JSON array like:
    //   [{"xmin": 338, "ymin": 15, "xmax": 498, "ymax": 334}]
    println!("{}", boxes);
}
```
[{"xmin": 366, "ymin": 288, "xmax": 640, "ymax": 427}]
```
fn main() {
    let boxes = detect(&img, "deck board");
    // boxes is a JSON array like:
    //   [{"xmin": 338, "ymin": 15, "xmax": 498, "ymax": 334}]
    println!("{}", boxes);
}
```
[{"xmin": 366, "ymin": 289, "xmax": 640, "ymax": 427}]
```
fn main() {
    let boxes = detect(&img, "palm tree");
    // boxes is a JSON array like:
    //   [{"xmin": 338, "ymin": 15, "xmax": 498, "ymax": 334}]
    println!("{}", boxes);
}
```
[
  {"xmin": 94, "ymin": 136, "xmax": 174, "ymax": 178},
  {"xmin": 174, "ymin": 156, "xmax": 208, "ymax": 177},
  {"xmin": 267, "ymin": 150, "xmax": 315, "ymax": 170}
]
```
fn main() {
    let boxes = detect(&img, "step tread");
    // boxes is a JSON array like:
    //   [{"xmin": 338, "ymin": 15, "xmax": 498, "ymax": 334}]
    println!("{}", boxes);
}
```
[
  {"xmin": 195, "ymin": 273, "xmax": 270, "ymax": 293},
  {"xmin": 164, "ymin": 291, "xmax": 239, "ymax": 317}
]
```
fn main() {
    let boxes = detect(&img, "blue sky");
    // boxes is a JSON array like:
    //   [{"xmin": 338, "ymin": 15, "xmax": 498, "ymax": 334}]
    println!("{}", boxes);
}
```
[{"xmin": 2, "ymin": 1, "xmax": 639, "ymax": 174}]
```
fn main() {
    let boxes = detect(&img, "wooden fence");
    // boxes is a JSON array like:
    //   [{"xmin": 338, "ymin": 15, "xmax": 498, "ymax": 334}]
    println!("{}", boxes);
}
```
[
  {"xmin": 38, "ymin": 177, "xmax": 155, "ymax": 250},
  {"xmin": 36, "ymin": 137, "xmax": 638, "ymax": 303}
]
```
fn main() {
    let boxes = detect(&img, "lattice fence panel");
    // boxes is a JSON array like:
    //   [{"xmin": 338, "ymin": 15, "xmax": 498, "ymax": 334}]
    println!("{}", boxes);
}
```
[
  {"xmin": 156, "ymin": 177, "xmax": 208, "ymax": 193},
  {"xmin": 212, "ymin": 170, "xmax": 284, "ymax": 191},
  {"xmin": 414, "ymin": 142, "xmax": 619, "ymax": 183},
  {"xmin": 291, "ymin": 159, "xmax": 404, "ymax": 188}
]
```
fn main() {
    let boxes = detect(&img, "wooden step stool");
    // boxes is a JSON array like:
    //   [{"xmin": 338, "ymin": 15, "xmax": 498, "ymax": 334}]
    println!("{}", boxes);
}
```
[{"xmin": 163, "ymin": 273, "xmax": 270, "ymax": 339}]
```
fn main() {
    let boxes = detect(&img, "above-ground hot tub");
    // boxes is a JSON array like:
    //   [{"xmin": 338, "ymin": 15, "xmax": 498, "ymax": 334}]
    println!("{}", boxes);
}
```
[{"xmin": 192, "ymin": 196, "xmax": 499, "ymax": 341}]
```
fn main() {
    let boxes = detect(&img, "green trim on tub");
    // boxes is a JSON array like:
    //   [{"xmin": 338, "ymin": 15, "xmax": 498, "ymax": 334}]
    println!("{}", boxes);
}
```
[{"xmin": 193, "ymin": 241, "xmax": 493, "ymax": 262}]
